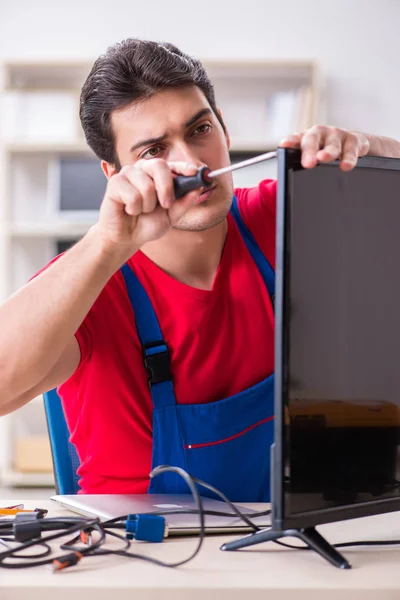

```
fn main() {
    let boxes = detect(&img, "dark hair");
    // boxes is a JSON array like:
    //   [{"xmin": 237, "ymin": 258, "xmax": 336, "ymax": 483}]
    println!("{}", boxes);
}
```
[{"xmin": 79, "ymin": 39, "xmax": 225, "ymax": 166}]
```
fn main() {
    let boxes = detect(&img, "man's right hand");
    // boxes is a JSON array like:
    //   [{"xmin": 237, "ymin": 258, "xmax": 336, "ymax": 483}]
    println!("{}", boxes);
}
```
[{"xmin": 94, "ymin": 158, "xmax": 200, "ymax": 258}]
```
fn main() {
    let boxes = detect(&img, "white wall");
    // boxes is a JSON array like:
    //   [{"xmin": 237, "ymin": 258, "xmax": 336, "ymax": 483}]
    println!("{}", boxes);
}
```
[{"xmin": 1, "ymin": 0, "xmax": 399, "ymax": 140}]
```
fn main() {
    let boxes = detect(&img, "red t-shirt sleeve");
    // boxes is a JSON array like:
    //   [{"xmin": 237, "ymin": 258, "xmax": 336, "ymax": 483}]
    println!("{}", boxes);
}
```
[
  {"xmin": 234, "ymin": 178, "xmax": 277, "ymax": 269},
  {"xmin": 29, "ymin": 254, "xmax": 92, "ymax": 367}
]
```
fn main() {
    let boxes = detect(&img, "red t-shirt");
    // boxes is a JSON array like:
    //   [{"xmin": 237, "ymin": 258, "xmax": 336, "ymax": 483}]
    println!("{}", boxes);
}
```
[{"xmin": 54, "ymin": 179, "xmax": 277, "ymax": 493}]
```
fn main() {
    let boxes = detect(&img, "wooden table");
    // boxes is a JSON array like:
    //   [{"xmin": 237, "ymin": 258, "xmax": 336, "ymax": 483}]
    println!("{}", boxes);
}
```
[{"xmin": 1, "ymin": 499, "xmax": 400, "ymax": 599}]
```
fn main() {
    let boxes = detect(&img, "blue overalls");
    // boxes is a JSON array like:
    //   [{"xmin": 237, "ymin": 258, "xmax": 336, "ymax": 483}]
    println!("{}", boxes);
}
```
[{"xmin": 121, "ymin": 196, "xmax": 275, "ymax": 502}]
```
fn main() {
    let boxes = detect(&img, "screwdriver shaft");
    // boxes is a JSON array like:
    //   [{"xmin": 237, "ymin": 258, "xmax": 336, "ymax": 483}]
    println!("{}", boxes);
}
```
[
  {"xmin": 208, "ymin": 150, "xmax": 277, "ymax": 178},
  {"xmin": 173, "ymin": 150, "xmax": 277, "ymax": 199}
]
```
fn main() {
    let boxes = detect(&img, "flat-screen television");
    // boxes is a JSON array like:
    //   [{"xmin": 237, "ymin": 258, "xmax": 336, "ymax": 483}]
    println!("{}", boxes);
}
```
[
  {"xmin": 55, "ymin": 240, "xmax": 79, "ymax": 256},
  {"xmin": 51, "ymin": 156, "xmax": 106, "ymax": 216},
  {"xmin": 223, "ymin": 148, "xmax": 400, "ymax": 567},
  {"xmin": 274, "ymin": 147, "xmax": 400, "ymax": 525}
]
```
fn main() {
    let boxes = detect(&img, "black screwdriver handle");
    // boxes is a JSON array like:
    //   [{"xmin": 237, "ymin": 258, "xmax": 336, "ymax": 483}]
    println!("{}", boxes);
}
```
[{"xmin": 173, "ymin": 166, "xmax": 212, "ymax": 199}]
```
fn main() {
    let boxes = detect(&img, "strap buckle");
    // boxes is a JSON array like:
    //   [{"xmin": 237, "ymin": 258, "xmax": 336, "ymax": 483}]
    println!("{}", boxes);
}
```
[{"xmin": 143, "ymin": 341, "xmax": 172, "ymax": 387}]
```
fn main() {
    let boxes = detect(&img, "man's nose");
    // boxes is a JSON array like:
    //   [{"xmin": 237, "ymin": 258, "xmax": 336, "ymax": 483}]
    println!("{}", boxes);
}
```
[{"xmin": 169, "ymin": 143, "xmax": 204, "ymax": 167}]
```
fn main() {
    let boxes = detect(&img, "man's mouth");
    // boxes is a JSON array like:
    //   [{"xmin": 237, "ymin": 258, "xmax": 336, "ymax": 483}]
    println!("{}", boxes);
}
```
[{"xmin": 195, "ymin": 185, "xmax": 217, "ymax": 204}]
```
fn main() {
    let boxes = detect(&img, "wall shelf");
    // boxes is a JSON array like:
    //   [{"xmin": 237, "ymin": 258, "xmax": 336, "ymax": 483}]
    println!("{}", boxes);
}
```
[
  {"xmin": 1, "ymin": 470, "xmax": 55, "ymax": 487},
  {"xmin": 6, "ymin": 142, "xmax": 93, "ymax": 155},
  {"xmin": 8, "ymin": 222, "xmax": 95, "ymax": 238}
]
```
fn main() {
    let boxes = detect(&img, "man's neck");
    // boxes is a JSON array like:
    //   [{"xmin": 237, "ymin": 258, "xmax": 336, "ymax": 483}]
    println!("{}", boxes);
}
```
[{"xmin": 140, "ymin": 219, "xmax": 228, "ymax": 290}]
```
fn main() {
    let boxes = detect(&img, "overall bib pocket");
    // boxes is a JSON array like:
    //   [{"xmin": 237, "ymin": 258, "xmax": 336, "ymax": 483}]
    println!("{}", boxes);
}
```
[
  {"xmin": 183, "ymin": 415, "xmax": 274, "ymax": 502},
  {"xmin": 177, "ymin": 375, "xmax": 275, "ymax": 502}
]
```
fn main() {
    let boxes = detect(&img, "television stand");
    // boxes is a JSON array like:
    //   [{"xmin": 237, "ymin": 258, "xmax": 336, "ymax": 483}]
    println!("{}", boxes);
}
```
[{"xmin": 220, "ymin": 525, "xmax": 351, "ymax": 569}]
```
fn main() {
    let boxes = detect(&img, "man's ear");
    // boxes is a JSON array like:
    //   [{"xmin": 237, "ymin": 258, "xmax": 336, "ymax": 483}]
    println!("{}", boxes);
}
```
[
  {"xmin": 101, "ymin": 160, "xmax": 118, "ymax": 180},
  {"xmin": 217, "ymin": 108, "xmax": 230, "ymax": 149}
]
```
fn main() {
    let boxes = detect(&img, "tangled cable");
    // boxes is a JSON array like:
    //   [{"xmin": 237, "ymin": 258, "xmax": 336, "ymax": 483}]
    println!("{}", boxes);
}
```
[{"xmin": 1, "ymin": 465, "xmax": 399, "ymax": 572}]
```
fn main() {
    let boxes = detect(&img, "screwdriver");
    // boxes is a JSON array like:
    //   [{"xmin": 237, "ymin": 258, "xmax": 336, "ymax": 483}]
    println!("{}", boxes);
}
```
[{"xmin": 173, "ymin": 150, "xmax": 277, "ymax": 199}]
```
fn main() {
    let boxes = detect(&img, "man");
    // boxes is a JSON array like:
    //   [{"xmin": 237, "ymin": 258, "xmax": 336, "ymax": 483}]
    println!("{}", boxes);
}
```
[{"xmin": 0, "ymin": 39, "xmax": 399, "ymax": 500}]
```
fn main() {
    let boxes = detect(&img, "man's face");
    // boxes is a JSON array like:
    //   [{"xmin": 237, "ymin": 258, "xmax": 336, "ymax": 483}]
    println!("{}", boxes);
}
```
[{"xmin": 109, "ymin": 85, "xmax": 234, "ymax": 232}]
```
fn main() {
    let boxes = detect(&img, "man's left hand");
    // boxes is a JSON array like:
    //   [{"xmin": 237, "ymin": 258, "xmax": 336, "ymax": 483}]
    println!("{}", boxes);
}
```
[{"xmin": 279, "ymin": 125, "xmax": 370, "ymax": 171}]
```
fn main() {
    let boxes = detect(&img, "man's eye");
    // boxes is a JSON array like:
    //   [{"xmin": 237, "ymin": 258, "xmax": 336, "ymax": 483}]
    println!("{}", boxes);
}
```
[
  {"xmin": 142, "ymin": 146, "xmax": 162, "ymax": 159},
  {"xmin": 193, "ymin": 123, "xmax": 212, "ymax": 135}
]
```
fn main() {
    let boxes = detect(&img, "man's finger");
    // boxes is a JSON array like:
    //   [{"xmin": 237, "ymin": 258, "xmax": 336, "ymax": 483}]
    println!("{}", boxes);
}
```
[
  {"xmin": 136, "ymin": 159, "xmax": 176, "ymax": 208},
  {"xmin": 278, "ymin": 133, "xmax": 302, "ymax": 147},
  {"xmin": 107, "ymin": 173, "xmax": 143, "ymax": 215},
  {"xmin": 128, "ymin": 169, "xmax": 158, "ymax": 213},
  {"xmin": 340, "ymin": 136, "xmax": 360, "ymax": 171},
  {"xmin": 300, "ymin": 128, "xmax": 323, "ymax": 168},
  {"xmin": 358, "ymin": 134, "xmax": 370, "ymax": 157},
  {"xmin": 316, "ymin": 136, "xmax": 342, "ymax": 163}
]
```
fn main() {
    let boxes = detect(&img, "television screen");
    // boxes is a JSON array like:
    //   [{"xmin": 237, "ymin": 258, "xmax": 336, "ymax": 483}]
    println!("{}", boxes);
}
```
[
  {"xmin": 275, "ymin": 149, "xmax": 400, "ymax": 529},
  {"xmin": 59, "ymin": 157, "xmax": 106, "ymax": 211},
  {"xmin": 55, "ymin": 239, "xmax": 79, "ymax": 256}
]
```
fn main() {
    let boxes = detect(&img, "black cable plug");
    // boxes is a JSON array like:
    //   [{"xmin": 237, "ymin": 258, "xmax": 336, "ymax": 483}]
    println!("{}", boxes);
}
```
[
  {"xmin": 52, "ymin": 552, "xmax": 83, "ymax": 572},
  {"xmin": 13, "ymin": 513, "xmax": 42, "ymax": 542}
]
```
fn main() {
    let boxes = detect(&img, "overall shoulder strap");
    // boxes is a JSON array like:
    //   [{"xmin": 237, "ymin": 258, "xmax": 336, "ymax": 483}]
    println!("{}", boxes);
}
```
[
  {"xmin": 120, "ymin": 263, "xmax": 176, "ymax": 408},
  {"xmin": 230, "ymin": 195, "xmax": 275, "ymax": 305}
]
